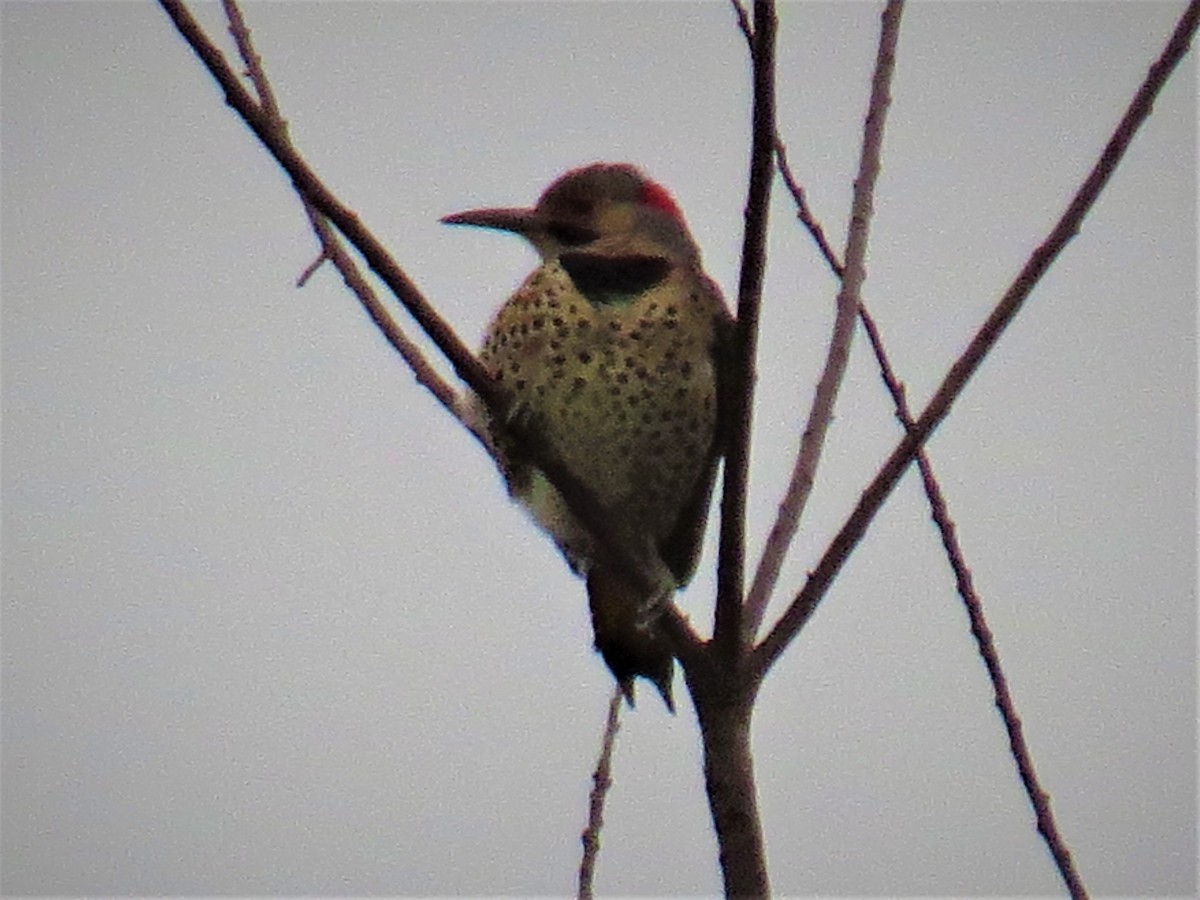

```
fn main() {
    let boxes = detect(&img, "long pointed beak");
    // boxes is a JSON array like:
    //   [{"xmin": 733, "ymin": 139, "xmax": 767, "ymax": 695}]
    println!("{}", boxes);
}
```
[{"xmin": 440, "ymin": 206, "xmax": 542, "ymax": 235}]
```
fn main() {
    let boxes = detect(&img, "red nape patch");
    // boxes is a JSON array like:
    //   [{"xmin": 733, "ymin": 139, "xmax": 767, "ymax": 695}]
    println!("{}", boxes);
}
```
[{"xmin": 640, "ymin": 180, "xmax": 684, "ymax": 223}]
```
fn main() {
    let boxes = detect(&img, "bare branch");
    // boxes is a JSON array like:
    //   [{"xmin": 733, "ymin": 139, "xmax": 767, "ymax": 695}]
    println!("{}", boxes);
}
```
[
  {"xmin": 577, "ymin": 689, "xmax": 623, "ymax": 900},
  {"xmin": 774, "ymin": 138, "xmax": 845, "ymax": 278},
  {"xmin": 857, "ymin": 301, "xmax": 1089, "ymax": 896},
  {"xmin": 295, "ymin": 251, "xmax": 327, "ymax": 288},
  {"xmin": 743, "ymin": 0, "xmax": 904, "ymax": 643},
  {"xmin": 691, "ymin": 5, "xmax": 777, "ymax": 898},
  {"xmin": 753, "ymin": 0, "xmax": 1200, "ymax": 680},
  {"xmin": 918, "ymin": 441, "xmax": 1090, "ymax": 896},
  {"xmin": 713, "ymin": 0, "xmax": 777, "ymax": 663},
  {"xmin": 221, "ymin": 0, "xmax": 279, "ymax": 118},
  {"xmin": 729, "ymin": 0, "xmax": 752, "ymax": 45}
]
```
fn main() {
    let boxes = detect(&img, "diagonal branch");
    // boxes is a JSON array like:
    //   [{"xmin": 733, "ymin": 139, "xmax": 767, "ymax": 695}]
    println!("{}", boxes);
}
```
[
  {"xmin": 729, "ymin": 0, "xmax": 753, "ymax": 43},
  {"xmin": 774, "ymin": 137, "xmax": 845, "ymax": 278},
  {"xmin": 915, "ymin": 452, "xmax": 1090, "ymax": 898},
  {"xmin": 753, "ymin": 0, "xmax": 1200, "ymax": 680},
  {"xmin": 712, "ymin": 0, "xmax": 777, "ymax": 663}
]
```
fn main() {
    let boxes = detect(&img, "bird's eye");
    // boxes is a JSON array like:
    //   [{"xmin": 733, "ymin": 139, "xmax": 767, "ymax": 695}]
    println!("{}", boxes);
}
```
[{"xmin": 547, "ymin": 223, "xmax": 598, "ymax": 246}]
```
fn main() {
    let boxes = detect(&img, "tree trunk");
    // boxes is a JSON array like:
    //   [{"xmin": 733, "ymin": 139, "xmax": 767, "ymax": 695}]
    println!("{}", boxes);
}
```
[{"xmin": 691, "ymin": 663, "xmax": 769, "ymax": 898}]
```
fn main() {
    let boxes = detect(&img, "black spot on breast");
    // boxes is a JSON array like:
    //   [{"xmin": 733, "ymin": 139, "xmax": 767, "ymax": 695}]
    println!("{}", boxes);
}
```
[{"xmin": 559, "ymin": 253, "xmax": 671, "ymax": 306}]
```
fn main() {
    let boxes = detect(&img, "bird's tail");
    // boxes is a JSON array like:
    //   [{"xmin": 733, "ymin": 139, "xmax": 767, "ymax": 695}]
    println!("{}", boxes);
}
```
[{"xmin": 586, "ymin": 566, "xmax": 675, "ymax": 713}]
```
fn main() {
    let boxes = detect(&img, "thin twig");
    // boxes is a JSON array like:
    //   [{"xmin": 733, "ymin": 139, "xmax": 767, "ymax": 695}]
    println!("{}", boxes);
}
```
[
  {"xmin": 730, "ymin": 0, "xmax": 752, "ymax": 43},
  {"xmin": 296, "ymin": 251, "xmax": 327, "ymax": 288},
  {"xmin": 742, "ymin": 0, "xmax": 904, "ymax": 643},
  {"xmin": 713, "ymin": 0, "xmax": 777, "ymax": 664},
  {"xmin": 753, "ymin": 0, "xmax": 1200, "ymax": 682},
  {"xmin": 221, "ymin": 0, "xmax": 275, "ymax": 115},
  {"xmin": 857, "ymin": 304, "xmax": 1090, "ymax": 895},
  {"xmin": 577, "ymin": 688, "xmax": 623, "ymax": 900},
  {"xmin": 774, "ymin": 137, "xmax": 844, "ymax": 278}
]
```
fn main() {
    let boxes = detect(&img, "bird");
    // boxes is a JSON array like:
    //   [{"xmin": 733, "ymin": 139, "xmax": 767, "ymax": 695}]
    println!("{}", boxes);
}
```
[{"xmin": 443, "ymin": 163, "xmax": 731, "ymax": 712}]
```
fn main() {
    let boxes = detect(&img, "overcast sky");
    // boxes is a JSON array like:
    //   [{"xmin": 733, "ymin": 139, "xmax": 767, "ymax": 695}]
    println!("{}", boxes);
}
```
[{"xmin": 2, "ymin": 2, "xmax": 1196, "ymax": 897}]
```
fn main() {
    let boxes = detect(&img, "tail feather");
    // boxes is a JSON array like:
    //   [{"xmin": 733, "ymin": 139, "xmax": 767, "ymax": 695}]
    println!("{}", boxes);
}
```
[{"xmin": 586, "ymin": 567, "xmax": 676, "ymax": 713}]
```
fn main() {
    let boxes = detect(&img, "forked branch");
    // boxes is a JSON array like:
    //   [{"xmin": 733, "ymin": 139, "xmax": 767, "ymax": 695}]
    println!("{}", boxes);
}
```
[{"xmin": 753, "ymin": 0, "xmax": 1200, "ymax": 679}]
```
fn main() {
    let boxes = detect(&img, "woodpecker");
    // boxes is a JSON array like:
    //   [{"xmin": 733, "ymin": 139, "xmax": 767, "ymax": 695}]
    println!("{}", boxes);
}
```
[{"xmin": 443, "ymin": 163, "xmax": 731, "ymax": 712}]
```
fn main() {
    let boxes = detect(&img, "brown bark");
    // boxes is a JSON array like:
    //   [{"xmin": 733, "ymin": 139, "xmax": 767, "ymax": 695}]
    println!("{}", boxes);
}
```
[{"xmin": 689, "ymin": 661, "xmax": 768, "ymax": 898}]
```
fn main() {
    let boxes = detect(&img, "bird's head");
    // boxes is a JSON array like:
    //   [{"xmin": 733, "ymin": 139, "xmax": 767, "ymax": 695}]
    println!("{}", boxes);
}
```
[{"xmin": 441, "ymin": 163, "xmax": 700, "ymax": 266}]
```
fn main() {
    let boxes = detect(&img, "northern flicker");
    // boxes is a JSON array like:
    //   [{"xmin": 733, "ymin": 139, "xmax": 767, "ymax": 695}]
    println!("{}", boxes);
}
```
[{"xmin": 443, "ymin": 163, "xmax": 731, "ymax": 712}]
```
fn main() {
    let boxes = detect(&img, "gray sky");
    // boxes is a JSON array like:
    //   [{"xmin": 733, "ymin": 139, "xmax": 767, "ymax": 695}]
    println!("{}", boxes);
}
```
[{"xmin": 2, "ymin": 2, "xmax": 1195, "ymax": 896}]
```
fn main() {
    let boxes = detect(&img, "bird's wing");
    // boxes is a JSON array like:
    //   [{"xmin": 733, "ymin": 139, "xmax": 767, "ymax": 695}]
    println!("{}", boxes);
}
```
[{"xmin": 658, "ymin": 279, "xmax": 735, "ymax": 586}]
